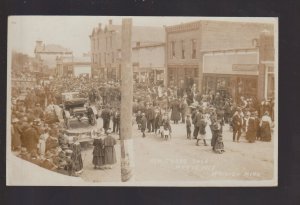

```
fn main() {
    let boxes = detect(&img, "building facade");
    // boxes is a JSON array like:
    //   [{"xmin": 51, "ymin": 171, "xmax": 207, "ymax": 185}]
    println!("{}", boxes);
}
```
[
  {"xmin": 132, "ymin": 42, "xmax": 165, "ymax": 84},
  {"xmin": 165, "ymin": 20, "xmax": 274, "ymax": 99},
  {"xmin": 56, "ymin": 56, "xmax": 91, "ymax": 78},
  {"xmin": 34, "ymin": 40, "xmax": 73, "ymax": 76},
  {"xmin": 202, "ymin": 30, "xmax": 274, "ymax": 102},
  {"xmin": 89, "ymin": 20, "xmax": 165, "ymax": 82}
]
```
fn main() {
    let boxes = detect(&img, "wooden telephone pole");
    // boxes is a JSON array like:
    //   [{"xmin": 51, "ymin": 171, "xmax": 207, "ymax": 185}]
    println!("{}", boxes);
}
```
[{"xmin": 120, "ymin": 18, "xmax": 134, "ymax": 182}]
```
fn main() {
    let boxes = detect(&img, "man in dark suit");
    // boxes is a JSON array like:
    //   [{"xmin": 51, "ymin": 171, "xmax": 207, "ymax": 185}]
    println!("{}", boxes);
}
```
[
  {"xmin": 192, "ymin": 109, "xmax": 202, "ymax": 139},
  {"xmin": 146, "ymin": 104, "xmax": 155, "ymax": 133},
  {"xmin": 232, "ymin": 108, "xmax": 243, "ymax": 142},
  {"xmin": 101, "ymin": 106, "xmax": 111, "ymax": 132}
]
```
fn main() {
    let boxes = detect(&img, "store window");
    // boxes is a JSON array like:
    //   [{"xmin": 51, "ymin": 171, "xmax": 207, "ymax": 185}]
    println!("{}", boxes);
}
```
[
  {"xmin": 216, "ymin": 77, "xmax": 227, "ymax": 90},
  {"xmin": 237, "ymin": 77, "xmax": 257, "ymax": 99},
  {"xmin": 205, "ymin": 76, "xmax": 215, "ymax": 94}
]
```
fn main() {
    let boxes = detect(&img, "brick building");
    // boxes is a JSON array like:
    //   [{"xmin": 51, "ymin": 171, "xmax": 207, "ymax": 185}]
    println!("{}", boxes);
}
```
[
  {"xmin": 89, "ymin": 20, "xmax": 164, "ymax": 81},
  {"xmin": 165, "ymin": 20, "xmax": 274, "ymax": 101}
]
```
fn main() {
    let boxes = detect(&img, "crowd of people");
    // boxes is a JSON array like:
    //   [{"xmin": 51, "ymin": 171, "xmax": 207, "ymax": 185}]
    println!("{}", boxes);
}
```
[
  {"xmin": 10, "ymin": 75, "xmax": 274, "ymax": 176},
  {"xmin": 131, "ymin": 83, "xmax": 274, "ymax": 154},
  {"xmin": 10, "ymin": 76, "xmax": 122, "ymax": 176}
]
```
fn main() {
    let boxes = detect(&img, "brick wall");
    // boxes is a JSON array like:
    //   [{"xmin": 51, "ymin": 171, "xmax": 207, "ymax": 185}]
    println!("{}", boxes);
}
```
[{"xmin": 200, "ymin": 21, "xmax": 274, "ymax": 51}]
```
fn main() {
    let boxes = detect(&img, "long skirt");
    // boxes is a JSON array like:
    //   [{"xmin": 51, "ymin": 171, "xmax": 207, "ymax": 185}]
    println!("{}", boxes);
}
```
[
  {"xmin": 260, "ymin": 122, "xmax": 272, "ymax": 142},
  {"xmin": 246, "ymin": 131, "xmax": 256, "ymax": 143},
  {"xmin": 213, "ymin": 140, "xmax": 225, "ymax": 153},
  {"xmin": 104, "ymin": 146, "xmax": 117, "ymax": 165},
  {"xmin": 93, "ymin": 155, "xmax": 105, "ymax": 166}
]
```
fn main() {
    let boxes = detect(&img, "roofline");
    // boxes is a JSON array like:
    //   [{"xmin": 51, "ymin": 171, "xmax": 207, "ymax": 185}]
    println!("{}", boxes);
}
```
[
  {"xmin": 132, "ymin": 43, "xmax": 165, "ymax": 49},
  {"xmin": 201, "ymin": 47, "xmax": 259, "ymax": 54}
]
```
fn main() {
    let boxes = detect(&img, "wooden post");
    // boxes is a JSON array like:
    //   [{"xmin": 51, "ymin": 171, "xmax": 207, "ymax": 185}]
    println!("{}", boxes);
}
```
[{"xmin": 120, "ymin": 18, "xmax": 134, "ymax": 182}]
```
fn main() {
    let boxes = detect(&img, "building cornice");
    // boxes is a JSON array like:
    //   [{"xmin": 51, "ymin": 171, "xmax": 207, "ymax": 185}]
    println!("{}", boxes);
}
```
[{"xmin": 165, "ymin": 21, "xmax": 201, "ymax": 33}]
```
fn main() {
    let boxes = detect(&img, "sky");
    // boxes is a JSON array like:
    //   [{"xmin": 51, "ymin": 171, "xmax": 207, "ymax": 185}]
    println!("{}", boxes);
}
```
[{"xmin": 7, "ymin": 16, "xmax": 277, "ymax": 57}]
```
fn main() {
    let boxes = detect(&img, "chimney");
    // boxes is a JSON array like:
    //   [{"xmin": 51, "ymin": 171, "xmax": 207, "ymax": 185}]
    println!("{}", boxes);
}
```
[{"xmin": 109, "ymin": 19, "xmax": 112, "ymax": 25}]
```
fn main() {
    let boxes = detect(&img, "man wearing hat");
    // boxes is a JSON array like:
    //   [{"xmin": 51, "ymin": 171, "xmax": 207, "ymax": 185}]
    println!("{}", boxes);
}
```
[
  {"xmin": 232, "ymin": 108, "xmax": 243, "ymax": 142},
  {"xmin": 140, "ymin": 113, "xmax": 147, "ymax": 138},
  {"xmin": 11, "ymin": 118, "xmax": 21, "ymax": 151},
  {"xmin": 101, "ymin": 105, "xmax": 111, "ymax": 132},
  {"xmin": 21, "ymin": 119, "xmax": 40, "ymax": 158},
  {"xmin": 33, "ymin": 103, "xmax": 44, "ymax": 120}
]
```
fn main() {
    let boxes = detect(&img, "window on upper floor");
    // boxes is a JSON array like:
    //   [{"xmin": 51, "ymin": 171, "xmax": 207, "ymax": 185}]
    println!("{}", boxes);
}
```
[
  {"xmin": 181, "ymin": 40, "xmax": 185, "ymax": 59},
  {"xmin": 170, "ymin": 41, "xmax": 176, "ymax": 59},
  {"xmin": 191, "ymin": 39, "xmax": 197, "ymax": 59}
]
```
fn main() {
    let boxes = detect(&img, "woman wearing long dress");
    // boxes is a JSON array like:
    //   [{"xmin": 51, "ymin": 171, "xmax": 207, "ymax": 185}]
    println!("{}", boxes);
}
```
[
  {"xmin": 170, "ymin": 99, "xmax": 181, "ymax": 124},
  {"xmin": 260, "ymin": 112, "xmax": 273, "ymax": 142},
  {"xmin": 246, "ymin": 112, "xmax": 258, "ymax": 143},
  {"xmin": 104, "ymin": 129, "xmax": 117, "ymax": 169},
  {"xmin": 203, "ymin": 113, "xmax": 213, "ymax": 144},
  {"xmin": 92, "ymin": 136, "xmax": 105, "ymax": 169},
  {"xmin": 70, "ymin": 139, "xmax": 84, "ymax": 175}
]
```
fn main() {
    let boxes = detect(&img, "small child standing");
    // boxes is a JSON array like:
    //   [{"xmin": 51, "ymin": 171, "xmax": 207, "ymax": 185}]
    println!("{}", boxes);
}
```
[
  {"xmin": 186, "ymin": 115, "xmax": 192, "ymax": 139},
  {"xmin": 212, "ymin": 120, "xmax": 225, "ymax": 154}
]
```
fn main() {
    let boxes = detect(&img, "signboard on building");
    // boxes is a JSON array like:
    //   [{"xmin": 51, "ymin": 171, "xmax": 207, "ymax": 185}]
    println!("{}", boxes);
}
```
[{"xmin": 232, "ymin": 64, "xmax": 258, "ymax": 72}]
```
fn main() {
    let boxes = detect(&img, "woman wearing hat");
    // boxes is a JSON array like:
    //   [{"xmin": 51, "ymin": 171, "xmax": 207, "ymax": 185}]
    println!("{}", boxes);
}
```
[
  {"xmin": 103, "ymin": 129, "xmax": 117, "ymax": 169},
  {"xmin": 245, "ymin": 112, "xmax": 258, "ymax": 143},
  {"xmin": 11, "ymin": 118, "xmax": 21, "ymax": 151},
  {"xmin": 70, "ymin": 137, "xmax": 84, "ymax": 175},
  {"xmin": 92, "ymin": 129, "xmax": 105, "ymax": 169},
  {"xmin": 260, "ymin": 111, "xmax": 273, "ymax": 142}
]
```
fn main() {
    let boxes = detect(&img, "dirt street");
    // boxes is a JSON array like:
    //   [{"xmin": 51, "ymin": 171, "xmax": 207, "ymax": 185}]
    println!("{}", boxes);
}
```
[{"xmin": 80, "ymin": 118, "xmax": 274, "ymax": 182}]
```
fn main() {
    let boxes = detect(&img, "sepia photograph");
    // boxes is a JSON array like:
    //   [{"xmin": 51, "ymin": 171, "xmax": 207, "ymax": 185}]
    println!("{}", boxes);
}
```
[{"xmin": 6, "ymin": 16, "xmax": 278, "ymax": 186}]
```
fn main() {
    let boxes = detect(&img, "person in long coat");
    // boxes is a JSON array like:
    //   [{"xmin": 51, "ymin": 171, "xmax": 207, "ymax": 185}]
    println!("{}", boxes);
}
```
[
  {"xmin": 22, "ymin": 123, "xmax": 40, "ymax": 158},
  {"xmin": 246, "ymin": 112, "xmax": 258, "ymax": 143},
  {"xmin": 70, "ymin": 139, "xmax": 84, "ymax": 174},
  {"xmin": 145, "ymin": 104, "xmax": 155, "ymax": 132},
  {"xmin": 104, "ymin": 129, "xmax": 117, "ymax": 168},
  {"xmin": 260, "ymin": 112, "xmax": 273, "ymax": 142},
  {"xmin": 180, "ymin": 99, "xmax": 189, "ymax": 123},
  {"xmin": 101, "ymin": 106, "xmax": 111, "ymax": 131},
  {"xmin": 232, "ymin": 109, "xmax": 243, "ymax": 142},
  {"xmin": 11, "ymin": 118, "xmax": 22, "ymax": 151},
  {"xmin": 92, "ymin": 135, "xmax": 105, "ymax": 169},
  {"xmin": 170, "ymin": 99, "xmax": 181, "ymax": 124}
]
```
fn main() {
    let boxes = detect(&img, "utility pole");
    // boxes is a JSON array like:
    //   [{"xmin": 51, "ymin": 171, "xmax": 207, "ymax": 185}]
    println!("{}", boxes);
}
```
[{"xmin": 120, "ymin": 18, "xmax": 134, "ymax": 182}]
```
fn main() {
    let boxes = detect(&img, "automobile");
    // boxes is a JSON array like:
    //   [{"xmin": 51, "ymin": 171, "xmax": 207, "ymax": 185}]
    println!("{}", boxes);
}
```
[{"xmin": 61, "ymin": 92, "xmax": 97, "ymax": 129}]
